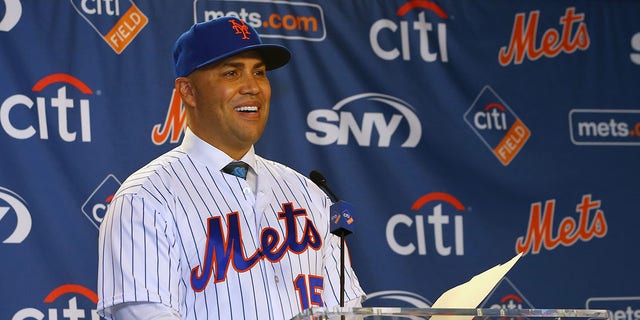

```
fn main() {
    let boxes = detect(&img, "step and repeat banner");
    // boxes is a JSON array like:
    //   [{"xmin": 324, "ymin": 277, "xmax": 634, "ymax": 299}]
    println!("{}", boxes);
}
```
[{"xmin": 1, "ymin": 0, "xmax": 640, "ymax": 319}]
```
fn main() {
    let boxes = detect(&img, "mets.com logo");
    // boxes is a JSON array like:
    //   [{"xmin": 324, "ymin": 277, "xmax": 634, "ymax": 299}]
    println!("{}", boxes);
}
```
[
  {"xmin": 194, "ymin": 0, "xmax": 325, "ymax": 41},
  {"xmin": 306, "ymin": 93, "xmax": 422, "ymax": 148},
  {"xmin": 569, "ymin": 109, "xmax": 640, "ymax": 146},
  {"xmin": 586, "ymin": 296, "xmax": 640, "ymax": 320},
  {"xmin": 464, "ymin": 86, "xmax": 531, "ymax": 166}
]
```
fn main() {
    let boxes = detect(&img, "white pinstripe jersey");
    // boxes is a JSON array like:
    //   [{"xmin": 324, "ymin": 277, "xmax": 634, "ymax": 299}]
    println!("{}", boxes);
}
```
[{"xmin": 97, "ymin": 129, "xmax": 365, "ymax": 320}]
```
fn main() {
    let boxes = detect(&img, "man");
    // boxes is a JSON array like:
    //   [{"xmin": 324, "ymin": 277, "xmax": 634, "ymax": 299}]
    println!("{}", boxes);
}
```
[{"xmin": 97, "ymin": 17, "xmax": 365, "ymax": 320}]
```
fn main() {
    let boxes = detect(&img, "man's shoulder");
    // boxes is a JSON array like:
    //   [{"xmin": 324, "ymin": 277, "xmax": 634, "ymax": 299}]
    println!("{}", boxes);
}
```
[
  {"xmin": 256, "ymin": 155, "xmax": 327, "ymax": 198},
  {"xmin": 115, "ymin": 147, "xmax": 188, "ymax": 198}
]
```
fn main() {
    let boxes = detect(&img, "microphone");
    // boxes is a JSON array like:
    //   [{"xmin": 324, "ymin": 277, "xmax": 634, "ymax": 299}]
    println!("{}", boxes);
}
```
[
  {"xmin": 309, "ymin": 170, "xmax": 354, "ymax": 308},
  {"xmin": 309, "ymin": 170, "xmax": 355, "ymax": 236},
  {"xmin": 309, "ymin": 170, "xmax": 339, "ymax": 202}
]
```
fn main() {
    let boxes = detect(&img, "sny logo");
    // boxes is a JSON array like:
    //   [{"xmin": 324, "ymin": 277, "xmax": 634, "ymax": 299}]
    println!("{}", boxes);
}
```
[
  {"xmin": 306, "ymin": 93, "xmax": 422, "ymax": 148},
  {"xmin": 0, "ymin": 186, "xmax": 31, "ymax": 244},
  {"xmin": 0, "ymin": 0, "xmax": 21, "ymax": 31}
]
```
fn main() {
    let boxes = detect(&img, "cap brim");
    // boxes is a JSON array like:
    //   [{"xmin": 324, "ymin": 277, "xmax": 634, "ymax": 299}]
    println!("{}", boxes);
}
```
[{"xmin": 194, "ymin": 44, "xmax": 291, "ymax": 72}]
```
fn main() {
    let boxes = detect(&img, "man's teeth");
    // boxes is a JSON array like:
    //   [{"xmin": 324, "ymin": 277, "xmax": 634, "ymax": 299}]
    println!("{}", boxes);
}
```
[{"xmin": 235, "ymin": 106, "xmax": 258, "ymax": 112}]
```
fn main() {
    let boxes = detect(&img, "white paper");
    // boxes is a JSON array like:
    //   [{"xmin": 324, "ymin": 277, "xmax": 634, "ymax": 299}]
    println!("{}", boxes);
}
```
[{"xmin": 430, "ymin": 253, "xmax": 523, "ymax": 320}]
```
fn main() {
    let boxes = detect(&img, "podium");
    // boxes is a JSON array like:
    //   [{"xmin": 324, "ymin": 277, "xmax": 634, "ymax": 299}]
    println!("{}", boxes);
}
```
[{"xmin": 291, "ymin": 307, "xmax": 612, "ymax": 320}]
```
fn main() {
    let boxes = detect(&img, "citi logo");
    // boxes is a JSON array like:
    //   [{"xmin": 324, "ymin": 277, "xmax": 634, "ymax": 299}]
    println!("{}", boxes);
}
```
[
  {"xmin": 306, "ymin": 93, "xmax": 422, "ymax": 147},
  {"xmin": 492, "ymin": 294, "xmax": 524, "ymax": 310},
  {"xmin": 74, "ymin": 0, "xmax": 121, "ymax": 16},
  {"xmin": 369, "ymin": 0, "xmax": 449, "ymax": 62},
  {"xmin": 0, "ymin": 186, "xmax": 31, "ymax": 244},
  {"xmin": 386, "ymin": 192, "xmax": 466, "ymax": 256},
  {"xmin": 10, "ymin": 284, "xmax": 98, "ymax": 320},
  {"xmin": 1, "ymin": 73, "xmax": 93, "ymax": 142},
  {"xmin": 473, "ymin": 103, "xmax": 508, "ymax": 131},
  {"xmin": 481, "ymin": 277, "xmax": 534, "ymax": 311},
  {"xmin": 0, "ymin": 0, "xmax": 21, "ymax": 31}
]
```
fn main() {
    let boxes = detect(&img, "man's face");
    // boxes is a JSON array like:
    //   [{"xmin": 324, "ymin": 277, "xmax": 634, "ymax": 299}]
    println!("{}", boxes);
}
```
[{"xmin": 179, "ymin": 50, "xmax": 272, "ymax": 158}]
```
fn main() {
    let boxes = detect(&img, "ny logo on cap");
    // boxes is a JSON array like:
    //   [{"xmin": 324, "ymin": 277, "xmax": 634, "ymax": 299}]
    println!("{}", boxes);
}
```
[{"xmin": 229, "ymin": 19, "xmax": 251, "ymax": 40}]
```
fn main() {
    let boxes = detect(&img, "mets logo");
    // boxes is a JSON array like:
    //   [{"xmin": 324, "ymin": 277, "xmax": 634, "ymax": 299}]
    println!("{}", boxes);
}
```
[
  {"xmin": 464, "ymin": 86, "xmax": 531, "ymax": 166},
  {"xmin": 152, "ymin": 89, "xmax": 185, "ymax": 145},
  {"xmin": 229, "ymin": 18, "xmax": 251, "ymax": 39},
  {"xmin": 191, "ymin": 202, "xmax": 321, "ymax": 291}
]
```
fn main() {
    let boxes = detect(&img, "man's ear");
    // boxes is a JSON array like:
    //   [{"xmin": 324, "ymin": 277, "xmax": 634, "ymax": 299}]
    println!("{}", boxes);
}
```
[{"xmin": 175, "ymin": 77, "xmax": 196, "ymax": 107}]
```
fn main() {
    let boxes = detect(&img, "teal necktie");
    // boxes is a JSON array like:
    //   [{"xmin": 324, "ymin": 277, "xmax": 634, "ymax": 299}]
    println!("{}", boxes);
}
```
[{"xmin": 222, "ymin": 161, "xmax": 249, "ymax": 179}]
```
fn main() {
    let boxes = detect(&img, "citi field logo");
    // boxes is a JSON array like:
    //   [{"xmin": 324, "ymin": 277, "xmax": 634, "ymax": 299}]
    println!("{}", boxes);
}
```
[
  {"xmin": 0, "ymin": 186, "xmax": 31, "ymax": 244},
  {"xmin": 82, "ymin": 174, "xmax": 121, "ymax": 229},
  {"xmin": 569, "ymin": 109, "xmax": 640, "ymax": 146},
  {"xmin": 306, "ymin": 93, "xmax": 422, "ymax": 148},
  {"xmin": 70, "ymin": 0, "xmax": 148, "ymax": 54},
  {"xmin": 515, "ymin": 194, "xmax": 607, "ymax": 255},
  {"xmin": 0, "ymin": 0, "xmax": 22, "ymax": 31},
  {"xmin": 369, "ymin": 0, "xmax": 449, "ymax": 62},
  {"xmin": 195, "ymin": 0, "xmax": 325, "ymax": 41},
  {"xmin": 499, "ymin": 7, "xmax": 590, "ymax": 66},
  {"xmin": 481, "ymin": 277, "xmax": 534, "ymax": 311},
  {"xmin": 464, "ymin": 86, "xmax": 531, "ymax": 166},
  {"xmin": 152, "ymin": 89, "xmax": 185, "ymax": 145},
  {"xmin": 386, "ymin": 192, "xmax": 466, "ymax": 256},
  {"xmin": 1, "ymin": 73, "xmax": 94, "ymax": 142},
  {"xmin": 10, "ymin": 284, "xmax": 99, "ymax": 320}
]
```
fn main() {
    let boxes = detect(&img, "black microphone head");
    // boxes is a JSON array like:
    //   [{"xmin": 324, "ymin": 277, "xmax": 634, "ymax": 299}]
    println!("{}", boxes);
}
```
[{"xmin": 309, "ymin": 170, "xmax": 327, "ymax": 187}]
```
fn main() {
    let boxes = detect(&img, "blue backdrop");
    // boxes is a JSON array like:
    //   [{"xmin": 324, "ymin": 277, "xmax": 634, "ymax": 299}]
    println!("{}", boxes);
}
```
[{"xmin": 1, "ymin": 1, "xmax": 639, "ymax": 319}]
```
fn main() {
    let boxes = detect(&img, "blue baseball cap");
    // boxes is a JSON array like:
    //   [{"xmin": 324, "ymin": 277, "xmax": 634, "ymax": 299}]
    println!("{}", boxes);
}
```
[{"xmin": 173, "ymin": 17, "xmax": 291, "ymax": 77}]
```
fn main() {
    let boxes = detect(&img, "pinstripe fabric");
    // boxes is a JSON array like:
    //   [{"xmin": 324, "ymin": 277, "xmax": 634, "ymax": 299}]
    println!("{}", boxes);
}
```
[{"xmin": 98, "ymin": 129, "xmax": 365, "ymax": 320}]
